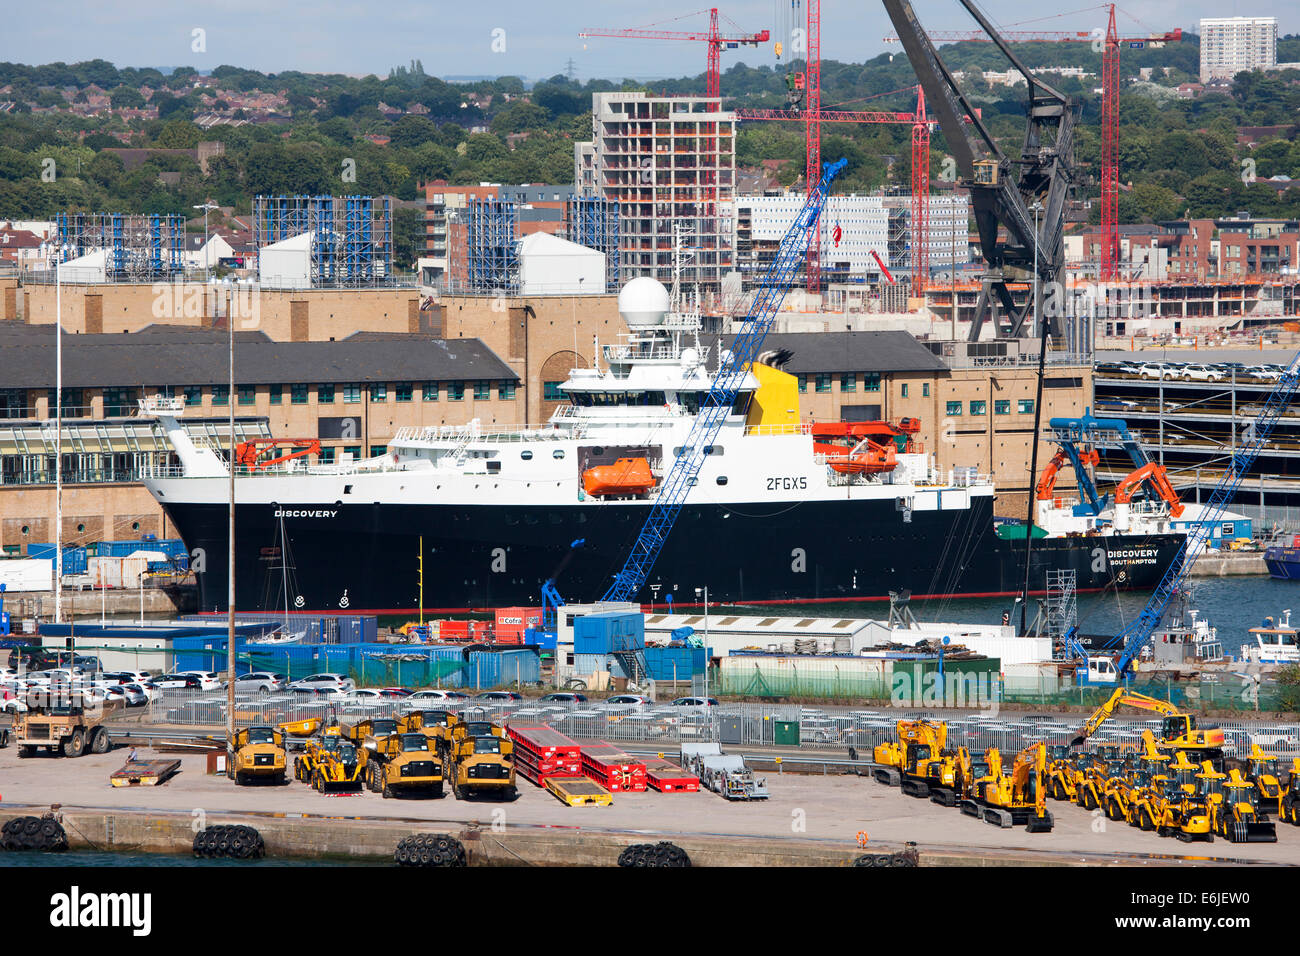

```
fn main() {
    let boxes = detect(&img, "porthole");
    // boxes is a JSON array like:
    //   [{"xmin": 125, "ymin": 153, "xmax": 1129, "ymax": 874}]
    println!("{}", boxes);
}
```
[
  {"xmin": 716, "ymin": 476, "xmax": 728, "ymax": 485},
  {"xmin": 521, "ymin": 450, "xmax": 533, "ymax": 460},
  {"xmin": 131, "ymin": 521, "xmax": 140, "ymax": 531},
  {"xmin": 77, "ymin": 523, "xmax": 86, "ymax": 533},
  {"xmin": 21, "ymin": 525, "xmax": 29, "ymax": 535},
  {"xmin": 553, "ymin": 449, "xmax": 566, "ymax": 459}
]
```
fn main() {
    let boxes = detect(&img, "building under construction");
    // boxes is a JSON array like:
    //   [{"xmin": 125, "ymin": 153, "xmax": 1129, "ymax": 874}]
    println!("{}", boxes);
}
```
[
  {"xmin": 252, "ymin": 195, "xmax": 393, "ymax": 287},
  {"xmin": 54, "ymin": 213, "xmax": 185, "ymax": 280}
]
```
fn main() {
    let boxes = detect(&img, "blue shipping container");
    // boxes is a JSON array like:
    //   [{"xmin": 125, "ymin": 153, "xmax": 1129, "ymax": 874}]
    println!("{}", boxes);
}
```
[{"xmin": 573, "ymin": 611, "xmax": 645, "ymax": 654}]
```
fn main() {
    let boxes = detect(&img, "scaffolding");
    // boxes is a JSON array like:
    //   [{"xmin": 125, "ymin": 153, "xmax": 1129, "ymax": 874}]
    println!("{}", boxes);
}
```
[
  {"xmin": 465, "ymin": 198, "xmax": 519, "ymax": 293},
  {"xmin": 1043, "ymin": 569, "xmax": 1077, "ymax": 644},
  {"xmin": 566, "ymin": 195, "xmax": 620, "ymax": 293},
  {"xmin": 54, "ymin": 212, "xmax": 185, "ymax": 280},
  {"xmin": 252, "ymin": 194, "xmax": 392, "ymax": 286}
]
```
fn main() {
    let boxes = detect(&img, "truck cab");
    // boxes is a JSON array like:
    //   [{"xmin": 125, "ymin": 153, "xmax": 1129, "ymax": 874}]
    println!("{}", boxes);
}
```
[
  {"xmin": 230, "ymin": 725, "xmax": 287, "ymax": 785},
  {"xmin": 448, "ymin": 733, "xmax": 517, "ymax": 801}
]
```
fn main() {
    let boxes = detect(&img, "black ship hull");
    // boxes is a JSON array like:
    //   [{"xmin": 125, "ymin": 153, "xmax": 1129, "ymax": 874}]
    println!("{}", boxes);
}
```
[{"xmin": 162, "ymin": 494, "xmax": 1184, "ymax": 614}]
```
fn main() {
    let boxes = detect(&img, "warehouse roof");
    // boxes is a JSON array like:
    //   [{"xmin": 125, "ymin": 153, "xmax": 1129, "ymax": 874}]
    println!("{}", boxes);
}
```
[
  {"xmin": 710, "ymin": 330, "xmax": 948, "ymax": 374},
  {"xmin": 0, "ymin": 325, "xmax": 518, "ymax": 389}
]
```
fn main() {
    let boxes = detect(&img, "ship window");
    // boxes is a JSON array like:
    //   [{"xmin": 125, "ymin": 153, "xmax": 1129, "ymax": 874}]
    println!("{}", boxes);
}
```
[
  {"xmin": 521, "ymin": 450, "xmax": 533, "ymax": 460},
  {"xmin": 704, "ymin": 445, "xmax": 723, "ymax": 456},
  {"xmin": 487, "ymin": 461, "xmax": 501, "ymax": 473},
  {"xmin": 716, "ymin": 476, "xmax": 728, "ymax": 485},
  {"xmin": 553, "ymin": 449, "xmax": 565, "ymax": 459}
]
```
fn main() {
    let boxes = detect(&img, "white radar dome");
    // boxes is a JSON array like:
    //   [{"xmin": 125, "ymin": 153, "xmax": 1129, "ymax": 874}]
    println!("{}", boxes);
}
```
[{"xmin": 618, "ymin": 276, "xmax": 670, "ymax": 327}]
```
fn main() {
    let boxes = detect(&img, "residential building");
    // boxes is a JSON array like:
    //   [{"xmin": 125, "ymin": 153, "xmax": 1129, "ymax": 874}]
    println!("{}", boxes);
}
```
[
  {"xmin": 1199, "ymin": 17, "xmax": 1277, "ymax": 82},
  {"xmin": 574, "ymin": 92, "xmax": 737, "ymax": 294}
]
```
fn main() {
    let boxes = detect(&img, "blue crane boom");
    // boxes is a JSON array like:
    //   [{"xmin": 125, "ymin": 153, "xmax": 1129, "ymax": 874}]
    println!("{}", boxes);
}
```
[
  {"xmin": 600, "ymin": 157, "xmax": 848, "ymax": 603},
  {"xmin": 1090, "ymin": 352, "xmax": 1300, "ymax": 680}
]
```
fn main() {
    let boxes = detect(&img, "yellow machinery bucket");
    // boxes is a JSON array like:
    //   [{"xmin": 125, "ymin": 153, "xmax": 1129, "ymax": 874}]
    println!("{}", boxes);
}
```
[{"xmin": 1228, "ymin": 819, "xmax": 1277, "ymax": 843}]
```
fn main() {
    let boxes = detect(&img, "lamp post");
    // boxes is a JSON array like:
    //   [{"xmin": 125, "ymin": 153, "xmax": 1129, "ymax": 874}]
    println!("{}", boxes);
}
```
[
  {"xmin": 193, "ymin": 202, "xmax": 219, "ymax": 284},
  {"xmin": 54, "ymin": 247, "xmax": 63, "ymax": 624},
  {"xmin": 695, "ymin": 586, "xmax": 710, "ymax": 702}
]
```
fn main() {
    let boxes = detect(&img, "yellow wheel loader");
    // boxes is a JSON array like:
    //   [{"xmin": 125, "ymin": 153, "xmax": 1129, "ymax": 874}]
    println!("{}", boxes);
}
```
[
  {"xmin": 1245, "ymin": 744, "xmax": 1286, "ymax": 818},
  {"xmin": 1280, "ymin": 759, "xmax": 1300, "ymax": 826},
  {"xmin": 1197, "ymin": 762, "xmax": 1277, "ymax": 843}
]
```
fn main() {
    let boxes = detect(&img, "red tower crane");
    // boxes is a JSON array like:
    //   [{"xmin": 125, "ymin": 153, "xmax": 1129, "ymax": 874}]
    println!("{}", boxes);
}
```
[
  {"xmin": 884, "ymin": 4, "xmax": 1181, "ymax": 282},
  {"xmin": 579, "ymin": 8, "xmax": 769, "ymax": 100},
  {"xmin": 735, "ymin": 85, "xmax": 933, "ymax": 290}
]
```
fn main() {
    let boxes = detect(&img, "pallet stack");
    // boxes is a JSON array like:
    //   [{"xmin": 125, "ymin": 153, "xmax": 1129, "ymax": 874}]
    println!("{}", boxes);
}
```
[
  {"xmin": 506, "ymin": 725, "xmax": 582, "ymax": 787},
  {"xmin": 580, "ymin": 742, "xmax": 648, "ymax": 793}
]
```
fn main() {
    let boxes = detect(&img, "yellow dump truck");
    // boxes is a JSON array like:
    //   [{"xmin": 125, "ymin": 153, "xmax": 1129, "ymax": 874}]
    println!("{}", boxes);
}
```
[
  {"xmin": 228, "ymin": 726, "xmax": 287, "ymax": 785},
  {"xmin": 13, "ymin": 703, "xmax": 115, "ymax": 758},
  {"xmin": 365, "ymin": 732, "xmax": 444, "ymax": 798},
  {"xmin": 446, "ymin": 728, "xmax": 517, "ymax": 801}
]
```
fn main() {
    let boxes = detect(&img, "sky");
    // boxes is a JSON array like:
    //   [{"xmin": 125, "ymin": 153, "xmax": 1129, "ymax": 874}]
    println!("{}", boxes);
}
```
[{"xmin": 0, "ymin": 0, "xmax": 1295, "ymax": 83}]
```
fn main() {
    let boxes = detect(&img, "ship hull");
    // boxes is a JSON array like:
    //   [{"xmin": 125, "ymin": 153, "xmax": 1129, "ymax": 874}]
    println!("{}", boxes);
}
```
[{"xmin": 161, "ymin": 495, "xmax": 1185, "ymax": 614}]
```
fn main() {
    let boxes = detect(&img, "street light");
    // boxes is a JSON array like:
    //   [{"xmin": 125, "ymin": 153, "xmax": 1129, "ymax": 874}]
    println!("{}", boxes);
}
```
[
  {"xmin": 694, "ymin": 586, "xmax": 709, "ymax": 702},
  {"xmin": 193, "ymin": 201, "xmax": 219, "ymax": 285}
]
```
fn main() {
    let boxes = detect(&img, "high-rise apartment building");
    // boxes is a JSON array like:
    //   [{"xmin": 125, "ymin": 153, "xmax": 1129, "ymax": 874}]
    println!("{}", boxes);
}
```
[
  {"xmin": 1199, "ymin": 17, "xmax": 1277, "ymax": 82},
  {"xmin": 574, "ymin": 92, "xmax": 736, "ymax": 293}
]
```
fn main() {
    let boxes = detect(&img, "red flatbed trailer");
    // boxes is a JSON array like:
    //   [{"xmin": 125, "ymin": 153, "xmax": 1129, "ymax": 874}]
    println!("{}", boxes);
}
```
[
  {"xmin": 507, "ymin": 725, "xmax": 583, "ymax": 761},
  {"xmin": 643, "ymin": 756, "xmax": 701, "ymax": 793},
  {"xmin": 580, "ymin": 742, "xmax": 648, "ymax": 792}
]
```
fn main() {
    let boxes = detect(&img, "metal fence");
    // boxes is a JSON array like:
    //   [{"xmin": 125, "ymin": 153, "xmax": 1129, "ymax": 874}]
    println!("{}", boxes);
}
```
[{"xmin": 128, "ymin": 689, "xmax": 1300, "ymax": 760}]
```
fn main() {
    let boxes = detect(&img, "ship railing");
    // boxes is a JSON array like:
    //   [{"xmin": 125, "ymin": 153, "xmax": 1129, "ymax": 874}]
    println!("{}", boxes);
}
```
[
  {"xmin": 394, "ymin": 422, "xmax": 584, "ymax": 444},
  {"xmin": 744, "ymin": 422, "xmax": 814, "ymax": 437},
  {"xmin": 602, "ymin": 343, "xmax": 694, "ymax": 363}
]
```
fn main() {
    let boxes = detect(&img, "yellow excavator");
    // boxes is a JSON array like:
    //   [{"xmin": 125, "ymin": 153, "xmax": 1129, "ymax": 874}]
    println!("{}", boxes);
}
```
[
  {"xmin": 1070, "ymin": 689, "xmax": 1226, "ymax": 770},
  {"xmin": 958, "ymin": 743, "xmax": 1054, "ymax": 833},
  {"xmin": 1196, "ymin": 761, "xmax": 1277, "ymax": 843},
  {"xmin": 1280, "ymin": 759, "xmax": 1300, "ymax": 826},
  {"xmin": 1245, "ymin": 744, "xmax": 1286, "ymax": 818},
  {"xmin": 871, "ymin": 720, "xmax": 948, "ymax": 796}
]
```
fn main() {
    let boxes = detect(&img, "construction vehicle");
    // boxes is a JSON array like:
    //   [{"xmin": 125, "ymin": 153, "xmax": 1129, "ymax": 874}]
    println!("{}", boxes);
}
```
[
  {"xmin": 227, "ymin": 726, "xmax": 287, "ymax": 785},
  {"xmin": 1069, "ymin": 689, "xmax": 1225, "ymax": 770},
  {"xmin": 1279, "ymin": 759, "xmax": 1300, "ymax": 826},
  {"xmin": 922, "ymin": 746, "xmax": 969, "ymax": 807},
  {"xmin": 294, "ymin": 732, "xmax": 365, "ymax": 793},
  {"xmin": 13, "ymin": 701, "xmax": 116, "ymax": 758},
  {"xmin": 871, "ymin": 719, "xmax": 948, "ymax": 795},
  {"xmin": 1245, "ymin": 744, "xmax": 1286, "ymax": 817},
  {"xmin": 342, "ymin": 717, "xmax": 400, "ymax": 753},
  {"xmin": 446, "ymin": 730, "xmax": 517, "ymax": 800},
  {"xmin": 364, "ymin": 732, "xmax": 444, "ymax": 798},
  {"xmin": 1102, "ymin": 764, "xmax": 1152, "ymax": 823},
  {"xmin": 1196, "ymin": 762, "xmax": 1277, "ymax": 843},
  {"xmin": 1127, "ymin": 778, "xmax": 1214, "ymax": 842},
  {"xmin": 959, "ymin": 744, "xmax": 1054, "ymax": 832},
  {"xmin": 1047, "ymin": 750, "xmax": 1093, "ymax": 802},
  {"xmin": 398, "ymin": 709, "xmax": 459, "ymax": 758}
]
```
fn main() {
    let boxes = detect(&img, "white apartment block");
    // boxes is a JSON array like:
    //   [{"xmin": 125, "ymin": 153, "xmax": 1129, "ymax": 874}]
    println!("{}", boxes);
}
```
[
  {"xmin": 1200, "ymin": 17, "xmax": 1277, "ymax": 82},
  {"xmin": 574, "ymin": 92, "xmax": 736, "ymax": 291},
  {"xmin": 734, "ymin": 192, "xmax": 970, "ymax": 284}
]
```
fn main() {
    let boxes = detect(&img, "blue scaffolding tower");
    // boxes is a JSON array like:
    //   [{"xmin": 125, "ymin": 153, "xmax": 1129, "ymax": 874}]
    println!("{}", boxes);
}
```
[
  {"xmin": 253, "ymin": 194, "xmax": 392, "ymax": 286},
  {"xmin": 466, "ymin": 198, "xmax": 519, "ymax": 292},
  {"xmin": 567, "ymin": 195, "xmax": 620, "ymax": 293},
  {"xmin": 54, "ymin": 212, "xmax": 182, "ymax": 279}
]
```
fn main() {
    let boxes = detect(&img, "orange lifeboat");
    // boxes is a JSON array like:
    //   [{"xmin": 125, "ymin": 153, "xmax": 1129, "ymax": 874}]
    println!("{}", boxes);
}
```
[
  {"xmin": 814, "ymin": 438, "xmax": 897, "ymax": 474},
  {"xmin": 582, "ymin": 457, "xmax": 656, "ymax": 497}
]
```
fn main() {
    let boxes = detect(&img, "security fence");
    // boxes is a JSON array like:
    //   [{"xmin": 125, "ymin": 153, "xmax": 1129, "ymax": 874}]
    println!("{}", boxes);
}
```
[{"xmin": 124, "ymin": 689, "xmax": 1299, "ymax": 760}]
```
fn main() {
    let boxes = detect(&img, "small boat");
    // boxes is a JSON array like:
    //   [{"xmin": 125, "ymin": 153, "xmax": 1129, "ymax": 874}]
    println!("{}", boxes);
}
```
[
  {"xmin": 1263, "ymin": 538, "xmax": 1300, "ymax": 579},
  {"xmin": 582, "ymin": 457, "xmax": 656, "ymax": 497},
  {"xmin": 1242, "ymin": 611, "xmax": 1300, "ymax": 664},
  {"xmin": 248, "ymin": 627, "xmax": 304, "ymax": 645}
]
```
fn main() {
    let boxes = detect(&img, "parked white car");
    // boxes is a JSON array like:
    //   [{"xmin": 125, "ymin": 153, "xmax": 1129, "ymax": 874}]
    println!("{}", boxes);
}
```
[
  {"xmin": 404, "ymin": 689, "xmax": 467, "ymax": 705},
  {"xmin": 1178, "ymin": 363, "xmax": 1223, "ymax": 382},
  {"xmin": 234, "ymin": 672, "xmax": 289, "ymax": 695},
  {"xmin": 1138, "ymin": 362, "xmax": 1173, "ymax": 380},
  {"xmin": 289, "ymin": 673, "xmax": 355, "ymax": 693},
  {"xmin": 177, "ymin": 671, "xmax": 224, "ymax": 691}
]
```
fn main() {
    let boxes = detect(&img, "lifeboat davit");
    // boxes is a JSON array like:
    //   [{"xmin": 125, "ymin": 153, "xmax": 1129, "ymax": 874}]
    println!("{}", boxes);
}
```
[
  {"xmin": 813, "ymin": 439, "xmax": 897, "ymax": 474},
  {"xmin": 582, "ymin": 457, "xmax": 656, "ymax": 497}
]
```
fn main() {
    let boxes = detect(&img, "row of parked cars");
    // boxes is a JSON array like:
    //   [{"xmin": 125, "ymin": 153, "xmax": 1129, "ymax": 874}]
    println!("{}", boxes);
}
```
[
  {"xmin": 1097, "ymin": 359, "xmax": 1287, "ymax": 383},
  {"xmin": 0, "ymin": 666, "xmax": 165, "ymax": 712}
]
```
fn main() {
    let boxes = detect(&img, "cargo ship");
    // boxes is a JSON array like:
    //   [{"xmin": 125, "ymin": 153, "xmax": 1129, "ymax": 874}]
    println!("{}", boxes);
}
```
[{"xmin": 141, "ymin": 279, "xmax": 1184, "ymax": 614}]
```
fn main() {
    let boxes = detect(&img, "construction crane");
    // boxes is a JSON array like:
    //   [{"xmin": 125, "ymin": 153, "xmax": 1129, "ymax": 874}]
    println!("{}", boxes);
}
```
[
  {"xmin": 735, "ymin": 86, "xmax": 933, "ymax": 289},
  {"xmin": 579, "ymin": 8, "xmax": 769, "ymax": 99},
  {"xmin": 601, "ymin": 157, "xmax": 848, "ymax": 603},
  {"xmin": 882, "ymin": 0, "xmax": 1081, "ymax": 342},
  {"xmin": 883, "ymin": 4, "xmax": 1181, "ymax": 282},
  {"xmin": 1069, "ymin": 349, "xmax": 1300, "ymax": 684}
]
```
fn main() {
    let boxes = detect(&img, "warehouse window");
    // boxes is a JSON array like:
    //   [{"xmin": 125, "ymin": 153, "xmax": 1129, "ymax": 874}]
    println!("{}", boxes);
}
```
[
  {"xmin": 1018, "ymin": 399, "xmax": 1035, "ymax": 414},
  {"xmin": 448, "ymin": 382, "xmax": 465, "ymax": 401},
  {"xmin": 395, "ymin": 383, "xmax": 413, "ymax": 403},
  {"xmin": 970, "ymin": 400, "xmax": 986, "ymax": 415},
  {"xmin": 473, "ymin": 381, "xmax": 490, "ymax": 401},
  {"xmin": 317, "ymin": 384, "xmax": 335, "ymax": 404},
  {"xmin": 815, "ymin": 373, "xmax": 832, "ymax": 393},
  {"xmin": 211, "ymin": 385, "xmax": 229, "ymax": 407},
  {"xmin": 841, "ymin": 373, "xmax": 857, "ymax": 393},
  {"xmin": 343, "ymin": 384, "xmax": 362, "ymax": 404},
  {"xmin": 370, "ymin": 445, "xmax": 387, "ymax": 457},
  {"xmin": 994, "ymin": 399, "xmax": 1010, "ymax": 415},
  {"xmin": 369, "ymin": 383, "xmax": 387, "ymax": 403},
  {"xmin": 922, "ymin": 383, "xmax": 930, "ymax": 397},
  {"xmin": 901, "ymin": 383, "xmax": 909, "ymax": 398},
  {"xmin": 423, "ymin": 382, "xmax": 439, "ymax": 401},
  {"xmin": 797, "ymin": 374, "xmax": 808, "ymax": 393},
  {"xmin": 291, "ymin": 384, "xmax": 309, "ymax": 405},
  {"xmin": 317, "ymin": 447, "xmax": 335, "ymax": 464},
  {"xmin": 103, "ymin": 388, "xmax": 136, "ymax": 416},
  {"xmin": 268, "ymin": 384, "xmax": 283, "ymax": 405},
  {"xmin": 498, "ymin": 381, "xmax": 516, "ymax": 400},
  {"xmin": 342, "ymin": 446, "xmax": 361, "ymax": 460},
  {"xmin": 945, "ymin": 401, "xmax": 962, "ymax": 416},
  {"xmin": 863, "ymin": 373, "xmax": 881, "ymax": 392},
  {"xmin": 238, "ymin": 386, "xmax": 256, "ymax": 406},
  {"xmin": 543, "ymin": 381, "xmax": 564, "ymax": 401},
  {"xmin": 183, "ymin": 385, "xmax": 203, "ymax": 407}
]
